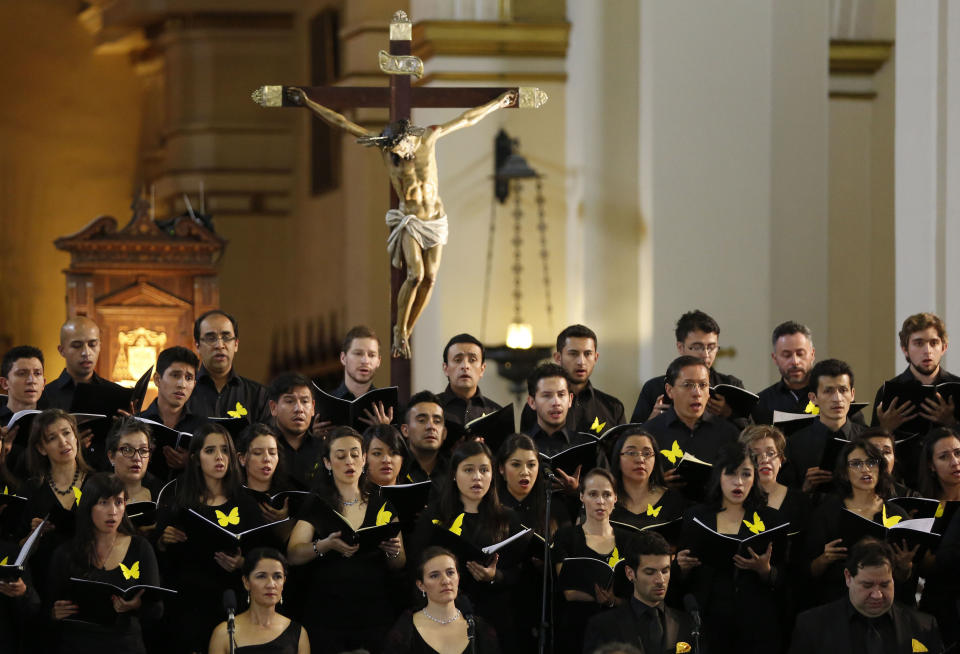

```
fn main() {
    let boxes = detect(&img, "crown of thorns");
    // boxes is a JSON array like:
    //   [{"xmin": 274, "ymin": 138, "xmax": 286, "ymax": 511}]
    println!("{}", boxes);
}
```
[{"xmin": 356, "ymin": 119, "xmax": 425, "ymax": 148}]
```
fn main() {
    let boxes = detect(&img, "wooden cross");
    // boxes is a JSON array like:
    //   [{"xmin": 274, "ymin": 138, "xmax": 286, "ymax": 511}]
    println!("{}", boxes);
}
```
[{"xmin": 253, "ymin": 10, "xmax": 546, "ymax": 399}]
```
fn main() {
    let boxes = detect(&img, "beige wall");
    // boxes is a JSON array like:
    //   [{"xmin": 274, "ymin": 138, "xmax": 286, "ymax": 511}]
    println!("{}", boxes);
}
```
[{"xmin": 0, "ymin": 0, "xmax": 142, "ymax": 366}]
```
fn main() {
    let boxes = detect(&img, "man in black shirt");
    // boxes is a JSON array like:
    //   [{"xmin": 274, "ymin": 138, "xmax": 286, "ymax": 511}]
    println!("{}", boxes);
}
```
[
  {"xmin": 789, "ymin": 539, "xmax": 943, "ymax": 654},
  {"xmin": 399, "ymin": 390, "xmax": 449, "ymax": 483},
  {"xmin": 138, "ymin": 346, "xmax": 206, "ymax": 477},
  {"xmin": 267, "ymin": 372, "xmax": 323, "ymax": 488},
  {"xmin": 317, "ymin": 325, "xmax": 391, "ymax": 436},
  {"xmin": 186, "ymin": 309, "xmax": 268, "ymax": 423},
  {"xmin": 872, "ymin": 313, "xmax": 960, "ymax": 487},
  {"xmin": 436, "ymin": 333, "xmax": 501, "ymax": 427},
  {"xmin": 520, "ymin": 325, "xmax": 624, "ymax": 436},
  {"xmin": 583, "ymin": 532, "xmax": 694, "ymax": 654},
  {"xmin": 523, "ymin": 363, "xmax": 596, "ymax": 494},
  {"xmin": 644, "ymin": 356, "xmax": 738, "ymax": 499},
  {"xmin": 630, "ymin": 310, "xmax": 744, "ymax": 424},
  {"xmin": 41, "ymin": 316, "xmax": 127, "ymax": 412},
  {"xmin": 754, "ymin": 321, "xmax": 817, "ymax": 424},
  {"xmin": 781, "ymin": 358, "xmax": 866, "ymax": 491},
  {"xmin": 0, "ymin": 346, "xmax": 45, "ymax": 475}
]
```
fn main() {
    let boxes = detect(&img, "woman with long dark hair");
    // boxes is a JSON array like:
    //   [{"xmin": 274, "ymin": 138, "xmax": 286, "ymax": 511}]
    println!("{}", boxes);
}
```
[
  {"xmin": 608, "ymin": 428, "xmax": 685, "ymax": 535},
  {"xmin": 237, "ymin": 423, "xmax": 296, "ymax": 528},
  {"xmin": 804, "ymin": 440, "xmax": 909, "ymax": 606},
  {"xmin": 106, "ymin": 418, "xmax": 162, "ymax": 505},
  {"xmin": 155, "ymin": 422, "xmax": 265, "ymax": 653},
  {"xmin": 383, "ymin": 546, "xmax": 501, "ymax": 654},
  {"xmin": 495, "ymin": 434, "xmax": 569, "ymax": 538},
  {"xmin": 412, "ymin": 440, "xmax": 524, "ymax": 654},
  {"xmin": 858, "ymin": 427, "xmax": 918, "ymax": 498},
  {"xmin": 287, "ymin": 425, "xmax": 405, "ymax": 654},
  {"xmin": 47, "ymin": 472, "xmax": 162, "ymax": 653},
  {"xmin": 675, "ymin": 441, "xmax": 786, "ymax": 653},
  {"xmin": 552, "ymin": 468, "xmax": 637, "ymax": 654},
  {"xmin": 364, "ymin": 424, "xmax": 407, "ymax": 488},
  {"xmin": 208, "ymin": 548, "xmax": 309, "ymax": 654}
]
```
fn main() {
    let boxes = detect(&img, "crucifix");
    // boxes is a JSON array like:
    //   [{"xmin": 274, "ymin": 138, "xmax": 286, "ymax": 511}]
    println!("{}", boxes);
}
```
[{"xmin": 252, "ymin": 10, "xmax": 547, "ymax": 397}]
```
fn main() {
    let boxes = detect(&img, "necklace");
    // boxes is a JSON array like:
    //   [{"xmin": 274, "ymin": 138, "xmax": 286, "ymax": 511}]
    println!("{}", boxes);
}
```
[
  {"xmin": 422, "ymin": 609, "xmax": 461, "ymax": 625},
  {"xmin": 342, "ymin": 496, "xmax": 361, "ymax": 506},
  {"xmin": 49, "ymin": 468, "xmax": 81, "ymax": 496}
]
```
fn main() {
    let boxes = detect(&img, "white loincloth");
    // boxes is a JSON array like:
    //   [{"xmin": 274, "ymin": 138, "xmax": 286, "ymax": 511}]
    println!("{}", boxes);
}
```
[{"xmin": 385, "ymin": 209, "xmax": 449, "ymax": 269}]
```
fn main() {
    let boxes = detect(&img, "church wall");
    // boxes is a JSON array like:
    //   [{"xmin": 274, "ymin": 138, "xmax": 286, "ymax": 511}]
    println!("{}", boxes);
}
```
[{"xmin": 0, "ymin": 0, "xmax": 142, "ymax": 364}]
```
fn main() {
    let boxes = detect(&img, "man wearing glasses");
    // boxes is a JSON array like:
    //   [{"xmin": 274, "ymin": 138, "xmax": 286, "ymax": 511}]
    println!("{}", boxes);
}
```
[
  {"xmin": 630, "ymin": 310, "xmax": 746, "ymax": 424},
  {"xmin": 781, "ymin": 358, "xmax": 866, "ymax": 494},
  {"xmin": 187, "ymin": 309, "xmax": 269, "ymax": 422}
]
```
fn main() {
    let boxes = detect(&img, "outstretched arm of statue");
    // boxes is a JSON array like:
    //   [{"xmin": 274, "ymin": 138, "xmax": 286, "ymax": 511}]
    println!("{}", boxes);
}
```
[
  {"xmin": 289, "ymin": 88, "xmax": 373, "ymax": 139},
  {"xmin": 433, "ymin": 90, "xmax": 517, "ymax": 139}
]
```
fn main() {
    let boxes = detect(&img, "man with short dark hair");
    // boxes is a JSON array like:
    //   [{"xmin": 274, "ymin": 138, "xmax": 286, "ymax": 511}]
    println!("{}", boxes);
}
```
[
  {"xmin": 630, "ymin": 310, "xmax": 745, "ymax": 424},
  {"xmin": 520, "ymin": 325, "xmax": 624, "ymax": 436},
  {"xmin": 788, "ymin": 538, "xmax": 943, "ymax": 653},
  {"xmin": 0, "ymin": 346, "xmax": 45, "ymax": 422},
  {"xmin": 643, "ymin": 356, "xmax": 739, "ymax": 469},
  {"xmin": 187, "ymin": 309, "xmax": 268, "ymax": 422},
  {"xmin": 331, "ymin": 325, "xmax": 382, "ymax": 400},
  {"xmin": 41, "ymin": 316, "xmax": 127, "ymax": 411},
  {"xmin": 524, "ymin": 363, "xmax": 597, "ymax": 494},
  {"xmin": 399, "ymin": 390, "xmax": 449, "ymax": 483},
  {"xmin": 781, "ymin": 358, "xmax": 866, "ymax": 491},
  {"xmin": 268, "ymin": 371, "xmax": 323, "ymax": 488},
  {"xmin": 583, "ymin": 532, "xmax": 694, "ymax": 654},
  {"xmin": 138, "ymin": 346, "xmax": 206, "ymax": 476},
  {"xmin": 437, "ymin": 333, "xmax": 502, "ymax": 427},
  {"xmin": 753, "ymin": 321, "xmax": 817, "ymax": 424}
]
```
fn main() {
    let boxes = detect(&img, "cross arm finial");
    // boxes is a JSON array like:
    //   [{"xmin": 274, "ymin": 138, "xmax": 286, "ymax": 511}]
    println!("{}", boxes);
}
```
[{"xmin": 391, "ymin": 10, "xmax": 412, "ymax": 41}]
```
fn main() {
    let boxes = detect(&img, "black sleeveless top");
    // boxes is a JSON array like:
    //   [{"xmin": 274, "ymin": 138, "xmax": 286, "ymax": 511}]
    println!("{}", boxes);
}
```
[{"xmin": 236, "ymin": 619, "xmax": 303, "ymax": 654}]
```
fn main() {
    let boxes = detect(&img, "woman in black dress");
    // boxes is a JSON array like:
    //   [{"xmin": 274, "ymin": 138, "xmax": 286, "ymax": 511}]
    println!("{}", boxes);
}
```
[
  {"xmin": 365, "ymin": 423, "xmax": 407, "ymax": 488},
  {"xmin": 383, "ymin": 546, "xmax": 500, "ymax": 654},
  {"xmin": 411, "ymin": 440, "xmax": 525, "ymax": 654},
  {"xmin": 804, "ymin": 440, "xmax": 910, "ymax": 606},
  {"xmin": 208, "ymin": 547, "xmax": 309, "ymax": 654},
  {"xmin": 675, "ymin": 441, "xmax": 786, "ymax": 654},
  {"xmin": 860, "ymin": 427, "xmax": 918, "ymax": 498},
  {"xmin": 106, "ymin": 418, "xmax": 163, "ymax": 533},
  {"xmin": 237, "ymin": 423, "xmax": 297, "ymax": 533},
  {"xmin": 286, "ymin": 425, "xmax": 405, "ymax": 654},
  {"xmin": 608, "ymin": 428, "xmax": 685, "ymax": 540},
  {"xmin": 48, "ymin": 472, "xmax": 163, "ymax": 654},
  {"xmin": 553, "ymin": 468, "xmax": 637, "ymax": 654},
  {"xmin": 156, "ymin": 422, "xmax": 266, "ymax": 653}
]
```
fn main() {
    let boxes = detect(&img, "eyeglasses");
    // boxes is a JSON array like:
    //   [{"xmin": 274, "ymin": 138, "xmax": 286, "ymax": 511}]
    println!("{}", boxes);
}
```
[
  {"xmin": 847, "ymin": 458, "xmax": 879, "ymax": 471},
  {"xmin": 678, "ymin": 381, "xmax": 709, "ymax": 392},
  {"xmin": 750, "ymin": 449, "xmax": 780, "ymax": 462},
  {"xmin": 199, "ymin": 333, "xmax": 237, "ymax": 345},
  {"xmin": 620, "ymin": 449, "xmax": 656, "ymax": 460},
  {"xmin": 687, "ymin": 343, "xmax": 718, "ymax": 354},
  {"xmin": 117, "ymin": 445, "xmax": 151, "ymax": 459}
]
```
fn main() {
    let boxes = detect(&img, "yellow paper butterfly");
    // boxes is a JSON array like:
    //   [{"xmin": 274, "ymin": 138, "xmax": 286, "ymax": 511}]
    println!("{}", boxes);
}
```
[
  {"xmin": 0, "ymin": 556, "xmax": 7, "ymax": 566},
  {"xmin": 216, "ymin": 506, "xmax": 240, "ymax": 527},
  {"xmin": 72, "ymin": 486, "xmax": 82, "ymax": 506},
  {"xmin": 376, "ymin": 503, "xmax": 393, "ymax": 526},
  {"xmin": 912, "ymin": 638, "xmax": 929, "ymax": 652},
  {"xmin": 743, "ymin": 512, "xmax": 766, "ymax": 535},
  {"xmin": 120, "ymin": 561, "xmax": 140, "ymax": 580},
  {"xmin": 607, "ymin": 547, "xmax": 622, "ymax": 569},
  {"xmin": 804, "ymin": 400, "xmax": 820, "ymax": 415},
  {"xmin": 935, "ymin": 502, "xmax": 945, "ymax": 519},
  {"xmin": 2, "ymin": 486, "xmax": 8, "ymax": 495},
  {"xmin": 449, "ymin": 513, "xmax": 465, "ymax": 536},
  {"xmin": 676, "ymin": 643, "xmax": 692, "ymax": 654},
  {"xmin": 882, "ymin": 505, "xmax": 902, "ymax": 528},
  {"xmin": 590, "ymin": 417, "xmax": 606, "ymax": 434},
  {"xmin": 227, "ymin": 402, "xmax": 248, "ymax": 419},
  {"xmin": 646, "ymin": 504, "xmax": 662, "ymax": 518},
  {"xmin": 660, "ymin": 441, "xmax": 684, "ymax": 465}
]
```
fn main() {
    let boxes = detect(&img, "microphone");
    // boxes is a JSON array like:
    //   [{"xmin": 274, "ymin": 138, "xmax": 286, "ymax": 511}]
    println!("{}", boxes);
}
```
[
  {"xmin": 683, "ymin": 593, "xmax": 701, "ymax": 629},
  {"xmin": 223, "ymin": 588, "xmax": 237, "ymax": 626}
]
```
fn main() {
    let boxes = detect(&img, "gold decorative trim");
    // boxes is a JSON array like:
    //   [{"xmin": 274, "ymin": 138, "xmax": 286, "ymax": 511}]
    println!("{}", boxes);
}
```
[
  {"xmin": 390, "ymin": 10, "xmax": 412, "ymax": 41},
  {"xmin": 252, "ymin": 86, "xmax": 283, "ymax": 107},
  {"xmin": 830, "ymin": 40, "xmax": 894, "ymax": 75},
  {"xmin": 417, "ymin": 71, "xmax": 567, "ymax": 85},
  {"xmin": 518, "ymin": 87, "xmax": 548, "ymax": 108},
  {"xmin": 413, "ymin": 20, "xmax": 570, "ymax": 60},
  {"xmin": 378, "ymin": 50, "xmax": 423, "ymax": 78}
]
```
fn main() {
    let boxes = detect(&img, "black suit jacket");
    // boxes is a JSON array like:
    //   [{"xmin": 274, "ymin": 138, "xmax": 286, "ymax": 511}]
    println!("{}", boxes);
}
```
[
  {"xmin": 788, "ymin": 598, "xmax": 943, "ymax": 654},
  {"xmin": 582, "ymin": 602, "xmax": 695, "ymax": 654}
]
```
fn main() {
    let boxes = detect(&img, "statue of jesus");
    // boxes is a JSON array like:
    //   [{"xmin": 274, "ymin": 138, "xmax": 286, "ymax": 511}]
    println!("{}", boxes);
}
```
[{"xmin": 290, "ymin": 87, "xmax": 517, "ymax": 358}]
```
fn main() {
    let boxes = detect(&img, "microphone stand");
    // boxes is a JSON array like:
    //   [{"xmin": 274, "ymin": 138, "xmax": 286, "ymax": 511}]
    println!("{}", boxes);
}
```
[{"xmin": 538, "ymin": 471, "xmax": 556, "ymax": 654}]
